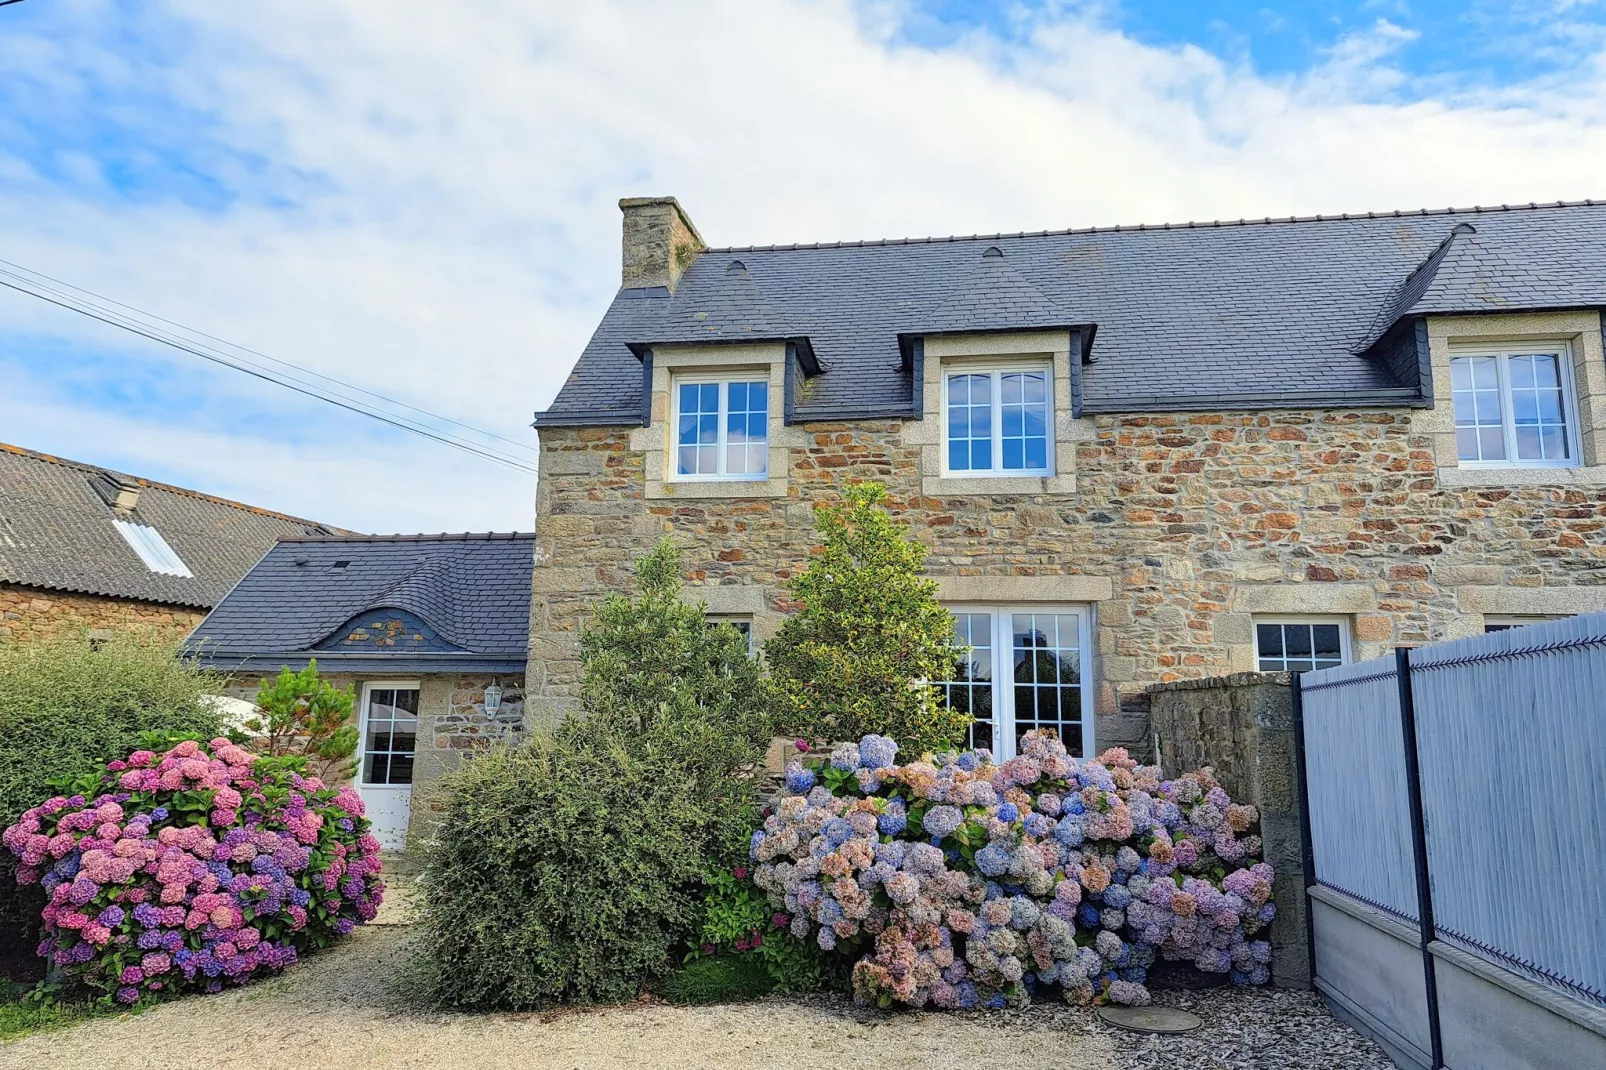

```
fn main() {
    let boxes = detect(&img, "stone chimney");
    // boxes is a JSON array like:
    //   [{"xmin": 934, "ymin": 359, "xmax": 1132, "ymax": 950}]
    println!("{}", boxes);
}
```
[{"xmin": 619, "ymin": 196, "xmax": 705, "ymax": 293}]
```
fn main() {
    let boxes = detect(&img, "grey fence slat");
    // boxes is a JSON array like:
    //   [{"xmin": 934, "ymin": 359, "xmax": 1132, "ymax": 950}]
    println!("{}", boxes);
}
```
[
  {"xmin": 1410, "ymin": 613, "xmax": 1606, "ymax": 1004},
  {"xmin": 1300, "ymin": 657, "xmax": 1421, "ymax": 922}
]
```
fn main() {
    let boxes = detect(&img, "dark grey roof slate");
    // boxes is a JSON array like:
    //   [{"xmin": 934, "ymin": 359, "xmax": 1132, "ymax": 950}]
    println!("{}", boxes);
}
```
[
  {"xmin": 624, "ymin": 258, "xmax": 802, "ymax": 351},
  {"xmin": 0, "ymin": 444, "xmax": 347, "ymax": 608},
  {"xmin": 535, "ymin": 200, "xmax": 1606, "ymax": 424},
  {"xmin": 917, "ymin": 246, "xmax": 1072, "ymax": 335},
  {"xmin": 184, "ymin": 533, "xmax": 534, "ymax": 672}
]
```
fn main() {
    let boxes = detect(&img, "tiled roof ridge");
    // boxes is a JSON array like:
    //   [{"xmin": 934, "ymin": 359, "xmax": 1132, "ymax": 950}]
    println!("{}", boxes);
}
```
[
  {"xmin": 0, "ymin": 442, "xmax": 350, "ymax": 533},
  {"xmin": 275, "ymin": 531, "xmax": 535, "ymax": 543},
  {"xmin": 707, "ymin": 199, "xmax": 1605, "ymax": 254}
]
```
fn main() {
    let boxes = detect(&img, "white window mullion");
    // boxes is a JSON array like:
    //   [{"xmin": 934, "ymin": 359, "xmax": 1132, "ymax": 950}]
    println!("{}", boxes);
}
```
[
  {"xmin": 989, "ymin": 371, "xmax": 1004, "ymax": 471},
  {"xmin": 1496, "ymin": 353, "xmax": 1520, "ymax": 464},
  {"xmin": 715, "ymin": 382, "xmax": 730, "ymax": 476}
]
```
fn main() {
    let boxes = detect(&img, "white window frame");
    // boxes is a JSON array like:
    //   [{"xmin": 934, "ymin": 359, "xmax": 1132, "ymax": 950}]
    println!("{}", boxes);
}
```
[
  {"xmin": 937, "ymin": 604, "xmax": 1093, "ymax": 761},
  {"xmin": 669, "ymin": 372, "xmax": 770, "ymax": 482},
  {"xmin": 1252, "ymin": 616, "xmax": 1352, "ymax": 673},
  {"xmin": 357, "ymin": 680, "xmax": 420, "ymax": 790},
  {"xmin": 1483, "ymin": 614, "xmax": 1570, "ymax": 634},
  {"xmin": 706, "ymin": 613, "xmax": 757, "ymax": 656},
  {"xmin": 939, "ymin": 360, "xmax": 1055, "ymax": 478},
  {"xmin": 1449, "ymin": 341, "xmax": 1582, "ymax": 470}
]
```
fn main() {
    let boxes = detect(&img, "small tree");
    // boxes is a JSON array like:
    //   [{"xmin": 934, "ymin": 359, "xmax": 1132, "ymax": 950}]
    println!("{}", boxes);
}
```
[
  {"xmin": 764, "ymin": 481, "xmax": 968, "ymax": 756},
  {"xmin": 247, "ymin": 660, "xmax": 358, "ymax": 781}
]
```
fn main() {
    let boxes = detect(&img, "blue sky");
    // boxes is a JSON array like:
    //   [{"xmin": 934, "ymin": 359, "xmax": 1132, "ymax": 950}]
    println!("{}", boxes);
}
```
[
  {"xmin": 905, "ymin": 2, "xmax": 1606, "ymax": 85},
  {"xmin": 2, "ymin": 0, "xmax": 1604, "ymax": 532}
]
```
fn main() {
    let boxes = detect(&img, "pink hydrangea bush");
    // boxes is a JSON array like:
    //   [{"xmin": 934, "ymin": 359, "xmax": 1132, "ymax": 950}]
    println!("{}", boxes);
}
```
[
  {"xmin": 750, "ymin": 730, "xmax": 1274, "ymax": 1010},
  {"xmin": 1, "ymin": 738, "xmax": 382, "ymax": 1003}
]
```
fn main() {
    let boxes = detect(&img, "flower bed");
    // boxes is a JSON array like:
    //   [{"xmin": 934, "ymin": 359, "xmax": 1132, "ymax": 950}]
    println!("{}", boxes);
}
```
[
  {"xmin": 1, "ymin": 738, "xmax": 382, "ymax": 1003},
  {"xmin": 750, "ymin": 731, "xmax": 1274, "ymax": 1010}
]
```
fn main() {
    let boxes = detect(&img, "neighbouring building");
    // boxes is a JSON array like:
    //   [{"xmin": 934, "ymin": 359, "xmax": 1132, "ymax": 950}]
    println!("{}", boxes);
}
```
[
  {"xmin": 183, "ymin": 533, "xmax": 534, "ymax": 849},
  {"xmin": 526, "ymin": 196, "xmax": 1606, "ymax": 761},
  {"xmin": 0, "ymin": 443, "xmax": 346, "ymax": 643}
]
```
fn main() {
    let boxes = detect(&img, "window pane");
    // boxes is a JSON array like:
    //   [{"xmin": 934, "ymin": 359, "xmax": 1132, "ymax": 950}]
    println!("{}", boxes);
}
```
[
  {"xmin": 1515, "ymin": 425, "xmax": 1541, "ymax": 460},
  {"xmin": 1539, "ymin": 424, "xmax": 1569, "ymax": 461},
  {"xmin": 1285, "ymin": 625, "xmax": 1313, "ymax": 659},
  {"xmin": 677, "ymin": 445, "xmax": 699, "ymax": 475},
  {"xmin": 1478, "ymin": 426, "xmax": 1506, "ymax": 461},
  {"xmin": 1256, "ymin": 623, "xmax": 1283, "ymax": 657},
  {"xmin": 365, "ymin": 753, "xmax": 389, "ymax": 785},
  {"xmin": 1311, "ymin": 625, "xmax": 1342, "ymax": 660}
]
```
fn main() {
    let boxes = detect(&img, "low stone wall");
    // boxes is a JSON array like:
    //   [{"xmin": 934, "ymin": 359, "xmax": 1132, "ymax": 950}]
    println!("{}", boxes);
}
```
[
  {"xmin": 1147, "ymin": 672, "xmax": 1309, "ymax": 989},
  {"xmin": 0, "ymin": 583, "xmax": 204, "ymax": 643}
]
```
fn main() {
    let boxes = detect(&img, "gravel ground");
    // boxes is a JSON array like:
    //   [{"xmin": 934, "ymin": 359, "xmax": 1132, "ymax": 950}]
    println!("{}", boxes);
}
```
[{"xmin": 0, "ymin": 922, "xmax": 1393, "ymax": 1070}]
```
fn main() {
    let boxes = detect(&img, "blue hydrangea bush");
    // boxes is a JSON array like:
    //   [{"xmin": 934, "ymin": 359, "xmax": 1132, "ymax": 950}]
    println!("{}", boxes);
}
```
[{"xmin": 751, "ymin": 731, "xmax": 1275, "ymax": 1010}]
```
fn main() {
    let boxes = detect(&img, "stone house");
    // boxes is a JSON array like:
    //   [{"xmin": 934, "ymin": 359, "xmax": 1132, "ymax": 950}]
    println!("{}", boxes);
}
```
[
  {"xmin": 184, "ymin": 532, "xmax": 534, "ymax": 850},
  {"xmin": 527, "ymin": 196, "xmax": 1606, "ymax": 760},
  {"xmin": 0, "ymin": 442, "xmax": 345, "ymax": 643}
]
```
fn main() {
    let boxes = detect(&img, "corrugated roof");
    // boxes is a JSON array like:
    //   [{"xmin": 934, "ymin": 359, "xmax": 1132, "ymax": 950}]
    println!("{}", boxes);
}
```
[
  {"xmin": 183, "ymin": 533, "xmax": 534, "ymax": 672},
  {"xmin": 0, "ymin": 443, "xmax": 348, "ymax": 608},
  {"xmin": 535, "ymin": 199, "xmax": 1606, "ymax": 423}
]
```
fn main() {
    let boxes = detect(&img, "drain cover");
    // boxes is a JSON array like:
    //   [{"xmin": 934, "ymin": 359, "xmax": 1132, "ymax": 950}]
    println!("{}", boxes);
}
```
[{"xmin": 1096, "ymin": 1005, "xmax": 1203, "ymax": 1035}]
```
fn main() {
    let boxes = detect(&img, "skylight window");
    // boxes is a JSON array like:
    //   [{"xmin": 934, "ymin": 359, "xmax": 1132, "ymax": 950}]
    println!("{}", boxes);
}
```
[{"xmin": 112, "ymin": 520, "xmax": 193, "ymax": 577}]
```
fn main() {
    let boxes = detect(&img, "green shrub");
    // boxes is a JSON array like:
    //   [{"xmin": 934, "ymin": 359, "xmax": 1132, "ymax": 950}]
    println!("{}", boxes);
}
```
[
  {"xmin": 413, "ymin": 541, "xmax": 773, "ymax": 1007},
  {"xmin": 765, "ymin": 481, "xmax": 969, "ymax": 755},
  {"xmin": 0, "ymin": 632, "xmax": 224, "ymax": 981}
]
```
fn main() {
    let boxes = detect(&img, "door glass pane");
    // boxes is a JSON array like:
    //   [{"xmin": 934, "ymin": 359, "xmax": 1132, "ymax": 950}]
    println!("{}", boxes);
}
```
[
  {"xmin": 363, "ymin": 687, "xmax": 419, "ymax": 786},
  {"xmin": 935, "ymin": 613, "xmax": 993, "ymax": 753},
  {"xmin": 1011, "ymin": 613, "xmax": 1083, "ymax": 757}
]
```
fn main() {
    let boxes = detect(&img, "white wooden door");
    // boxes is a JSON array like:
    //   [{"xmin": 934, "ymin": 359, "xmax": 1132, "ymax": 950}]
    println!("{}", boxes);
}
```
[{"xmin": 357, "ymin": 682, "xmax": 418, "ymax": 850}]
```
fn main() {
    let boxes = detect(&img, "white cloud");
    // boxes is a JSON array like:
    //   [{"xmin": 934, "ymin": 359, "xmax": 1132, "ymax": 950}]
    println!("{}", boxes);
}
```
[{"xmin": 1, "ymin": 0, "xmax": 1604, "ymax": 532}]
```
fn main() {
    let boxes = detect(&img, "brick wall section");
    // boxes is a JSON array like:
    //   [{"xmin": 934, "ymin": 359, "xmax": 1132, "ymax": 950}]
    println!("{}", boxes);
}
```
[
  {"xmin": 529, "ymin": 408, "xmax": 1606, "ymax": 748},
  {"xmin": 0, "ymin": 583, "xmax": 205, "ymax": 643}
]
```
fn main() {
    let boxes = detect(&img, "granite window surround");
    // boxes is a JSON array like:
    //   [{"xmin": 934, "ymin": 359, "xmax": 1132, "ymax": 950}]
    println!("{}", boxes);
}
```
[
  {"xmin": 1424, "ymin": 311, "xmax": 1606, "ymax": 486},
  {"xmin": 905, "ymin": 331, "xmax": 1088, "ymax": 496},
  {"xmin": 629, "ymin": 342, "xmax": 804, "ymax": 499}
]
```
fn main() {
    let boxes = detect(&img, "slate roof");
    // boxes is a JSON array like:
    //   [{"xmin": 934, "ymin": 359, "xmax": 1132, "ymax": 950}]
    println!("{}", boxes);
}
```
[
  {"xmin": 535, "ymin": 200, "xmax": 1606, "ymax": 424},
  {"xmin": 0, "ymin": 443, "xmax": 346, "ymax": 609},
  {"xmin": 184, "ymin": 533, "xmax": 534, "ymax": 674}
]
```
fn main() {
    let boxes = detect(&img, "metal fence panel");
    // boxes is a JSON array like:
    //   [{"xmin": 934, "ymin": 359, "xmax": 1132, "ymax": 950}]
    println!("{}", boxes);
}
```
[
  {"xmin": 1300, "ymin": 656, "xmax": 1421, "ymax": 922},
  {"xmin": 1409, "ymin": 613, "xmax": 1606, "ymax": 1005}
]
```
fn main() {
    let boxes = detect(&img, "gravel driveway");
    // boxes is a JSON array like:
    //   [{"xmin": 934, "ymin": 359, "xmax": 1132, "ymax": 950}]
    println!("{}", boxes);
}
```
[{"xmin": 0, "ymin": 924, "xmax": 1393, "ymax": 1070}]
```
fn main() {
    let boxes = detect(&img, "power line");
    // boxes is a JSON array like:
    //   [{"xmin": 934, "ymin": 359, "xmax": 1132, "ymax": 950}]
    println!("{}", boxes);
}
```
[
  {"xmin": 0, "ymin": 260, "xmax": 540, "ymax": 474},
  {"xmin": 0, "ymin": 257, "xmax": 539, "ymax": 458}
]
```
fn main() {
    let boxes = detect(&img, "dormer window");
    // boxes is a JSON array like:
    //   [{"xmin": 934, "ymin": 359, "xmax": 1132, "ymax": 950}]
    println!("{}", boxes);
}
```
[
  {"xmin": 942, "ymin": 362, "xmax": 1053, "ymax": 476},
  {"xmin": 672, "ymin": 375, "xmax": 769, "ymax": 480}
]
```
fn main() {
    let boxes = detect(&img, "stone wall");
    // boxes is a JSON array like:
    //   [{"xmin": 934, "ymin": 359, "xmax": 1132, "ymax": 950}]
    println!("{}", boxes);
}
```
[
  {"xmin": 1148, "ymin": 672, "xmax": 1307, "ymax": 988},
  {"xmin": 0, "ymin": 583, "xmax": 205, "ymax": 644},
  {"xmin": 530, "ymin": 402, "xmax": 1606, "ymax": 750}
]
